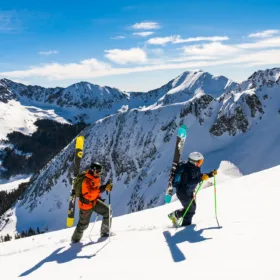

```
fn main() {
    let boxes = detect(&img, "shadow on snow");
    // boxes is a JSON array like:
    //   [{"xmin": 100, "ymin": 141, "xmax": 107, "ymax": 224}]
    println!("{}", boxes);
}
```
[
  {"xmin": 19, "ymin": 241, "xmax": 99, "ymax": 277},
  {"xmin": 163, "ymin": 224, "xmax": 222, "ymax": 262}
]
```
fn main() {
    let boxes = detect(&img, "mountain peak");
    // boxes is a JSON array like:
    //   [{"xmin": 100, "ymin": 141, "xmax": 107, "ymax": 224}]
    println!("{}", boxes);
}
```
[
  {"xmin": 239, "ymin": 67, "xmax": 280, "ymax": 91},
  {"xmin": 156, "ymin": 69, "xmax": 237, "ymax": 105},
  {"xmin": 248, "ymin": 67, "xmax": 280, "ymax": 80}
]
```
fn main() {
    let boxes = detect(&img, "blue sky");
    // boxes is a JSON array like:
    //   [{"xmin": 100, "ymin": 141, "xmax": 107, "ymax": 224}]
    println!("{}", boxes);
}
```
[{"xmin": 1, "ymin": 0, "xmax": 280, "ymax": 91}]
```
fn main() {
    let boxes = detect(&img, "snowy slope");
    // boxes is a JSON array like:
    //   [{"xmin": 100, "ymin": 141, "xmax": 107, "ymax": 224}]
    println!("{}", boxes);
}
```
[
  {"xmin": 0, "ymin": 175, "xmax": 30, "ymax": 193},
  {"xmin": 0, "ymin": 165, "xmax": 280, "ymax": 280},
  {"xmin": 0, "ymin": 100, "xmax": 68, "ymax": 140}
]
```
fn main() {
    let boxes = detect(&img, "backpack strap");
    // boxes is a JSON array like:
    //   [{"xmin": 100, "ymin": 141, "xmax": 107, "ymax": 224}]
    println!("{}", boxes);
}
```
[{"xmin": 79, "ymin": 195, "xmax": 93, "ymax": 205}]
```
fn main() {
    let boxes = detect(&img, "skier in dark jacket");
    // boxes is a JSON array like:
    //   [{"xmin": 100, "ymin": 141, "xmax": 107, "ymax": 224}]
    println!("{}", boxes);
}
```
[
  {"xmin": 71, "ymin": 162, "xmax": 113, "ymax": 243},
  {"xmin": 166, "ymin": 152, "xmax": 217, "ymax": 226}
]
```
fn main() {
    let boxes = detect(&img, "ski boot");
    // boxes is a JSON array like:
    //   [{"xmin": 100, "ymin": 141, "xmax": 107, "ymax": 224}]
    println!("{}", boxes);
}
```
[
  {"xmin": 100, "ymin": 232, "xmax": 110, "ymax": 238},
  {"xmin": 168, "ymin": 212, "xmax": 178, "ymax": 227}
]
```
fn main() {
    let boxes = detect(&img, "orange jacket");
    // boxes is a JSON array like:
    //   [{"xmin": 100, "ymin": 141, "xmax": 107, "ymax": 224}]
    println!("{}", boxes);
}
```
[{"xmin": 78, "ymin": 170, "xmax": 102, "ymax": 210}]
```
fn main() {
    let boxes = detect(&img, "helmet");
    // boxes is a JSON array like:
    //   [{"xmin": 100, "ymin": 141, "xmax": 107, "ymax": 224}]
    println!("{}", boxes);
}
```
[
  {"xmin": 188, "ymin": 152, "xmax": 204, "ymax": 167},
  {"xmin": 90, "ymin": 162, "xmax": 102, "ymax": 173}
]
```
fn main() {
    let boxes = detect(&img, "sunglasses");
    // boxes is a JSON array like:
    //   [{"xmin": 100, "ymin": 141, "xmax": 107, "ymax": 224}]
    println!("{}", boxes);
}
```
[{"xmin": 94, "ymin": 169, "xmax": 102, "ymax": 174}]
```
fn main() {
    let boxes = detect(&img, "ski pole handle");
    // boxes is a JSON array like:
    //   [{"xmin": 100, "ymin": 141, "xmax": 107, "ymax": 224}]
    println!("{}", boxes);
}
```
[
  {"xmin": 165, "ymin": 186, "xmax": 173, "ymax": 204},
  {"xmin": 165, "ymin": 194, "xmax": 172, "ymax": 203}
]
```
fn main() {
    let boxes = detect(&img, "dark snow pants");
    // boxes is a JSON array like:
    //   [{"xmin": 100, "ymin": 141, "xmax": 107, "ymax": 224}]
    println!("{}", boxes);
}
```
[
  {"xmin": 71, "ymin": 199, "xmax": 112, "ymax": 242},
  {"xmin": 175, "ymin": 191, "xmax": 196, "ymax": 226}
]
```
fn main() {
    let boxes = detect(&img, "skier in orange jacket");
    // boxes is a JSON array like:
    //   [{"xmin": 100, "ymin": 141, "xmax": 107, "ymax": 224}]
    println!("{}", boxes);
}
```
[{"xmin": 71, "ymin": 162, "xmax": 113, "ymax": 243}]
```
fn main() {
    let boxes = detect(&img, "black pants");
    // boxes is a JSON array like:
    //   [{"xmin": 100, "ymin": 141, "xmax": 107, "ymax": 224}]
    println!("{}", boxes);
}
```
[
  {"xmin": 175, "ymin": 191, "xmax": 196, "ymax": 226},
  {"xmin": 72, "ymin": 199, "xmax": 112, "ymax": 242}
]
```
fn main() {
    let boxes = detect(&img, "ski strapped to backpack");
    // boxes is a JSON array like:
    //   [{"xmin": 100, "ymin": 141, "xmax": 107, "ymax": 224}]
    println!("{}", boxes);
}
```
[
  {"xmin": 165, "ymin": 124, "xmax": 188, "ymax": 203},
  {"xmin": 66, "ymin": 135, "xmax": 85, "ymax": 227}
]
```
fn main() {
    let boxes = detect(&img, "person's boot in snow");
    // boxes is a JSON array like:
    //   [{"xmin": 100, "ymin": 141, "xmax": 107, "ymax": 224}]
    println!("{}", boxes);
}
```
[{"xmin": 168, "ymin": 212, "xmax": 178, "ymax": 226}]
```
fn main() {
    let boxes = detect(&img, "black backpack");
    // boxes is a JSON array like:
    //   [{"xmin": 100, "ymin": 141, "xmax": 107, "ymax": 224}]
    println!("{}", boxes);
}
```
[
  {"xmin": 73, "ymin": 171, "xmax": 86, "ymax": 197},
  {"xmin": 172, "ymin": 161, "xmax": 187, "ymax": 189}
]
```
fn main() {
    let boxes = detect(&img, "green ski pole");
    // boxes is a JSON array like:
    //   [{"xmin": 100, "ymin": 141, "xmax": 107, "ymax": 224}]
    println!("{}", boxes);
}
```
[
  {"xmin": 213, "ymin": 175, "xmax": 220, "ymax": 227},
  {"xmin": 177, "ymin": 181, "xmax": 204, "ymax": 228},
  {"xmin": 106, "ymin": 179, "xmax": 112, "ymax": 242}
]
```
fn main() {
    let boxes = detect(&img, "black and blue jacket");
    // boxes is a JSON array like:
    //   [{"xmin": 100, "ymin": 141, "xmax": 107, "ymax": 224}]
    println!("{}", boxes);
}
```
[{"xmin": 172, "ymin": 161, "xmax": 213, "ymax": 196}]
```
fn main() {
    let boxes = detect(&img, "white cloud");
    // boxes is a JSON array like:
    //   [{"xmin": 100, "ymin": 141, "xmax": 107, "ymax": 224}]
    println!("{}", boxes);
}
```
[
  {"xmin": 38, "ymin": 50, "xmax": 59, "ymax": 56},
  {"xmin": 204, "ymin": 49, "xmax": 280, "ymax": 68},
  {"xmin": 133, "ymin": 32, "xmax": 154, "ymax": 37},
  {"xmin": 236, "ymin": 49, "xmax": 280, "ymax": 66},
  {"xmin": 174, "ymin": 36, "xmax": 229, "ymax": 44},
  {"xmin": 147, "ymin": 35, "xmax": 229, "ymax": 45},
  {"xmin": 182, "ymin": 42, "xmax": 239, "ymax": 56},
  {"xmin": 180, "ymin": 37, "xmax": 280, "ymax": 59},
  {"xmin": 104, "ymin": 48, "xmax": 147, "ymax": 64},
  {"xmin": 2, "ymin": 32, "xmax": 280, "ymax": 83},
  {"xmin": 147, "ymin": 36, "xmax": 178, "ymax": 45},
  {"xmin": 0, "ymin": 58, "xmax": 112, "ymax": 80},
  {"xmin": 2, "ymin": 48, "xmax": 280, "ymax": 82},
  {"xmin": 132, "ymin": 22, "xmax": 160, "ymax": 30},
  {"xmin": 168, "ymin": 56, "xmax": 218, "ymax": 62},
  {"xmin": 111, "ymin": 36, "xmax": 126, "ymax": 40},
  {"xmin": 238, "ymin": 36, "xmax": 280, "ymax": 49},
  {"xmin": 248, "ymin": 30, "xmax": 279, "ymax": 38}
]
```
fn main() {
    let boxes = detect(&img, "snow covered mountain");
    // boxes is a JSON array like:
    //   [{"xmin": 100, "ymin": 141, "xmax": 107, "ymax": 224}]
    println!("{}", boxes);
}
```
[
  {"xmin": 0, "ymin": 70, "xmax": 235, "ymax": 180},
  {"xmin": 0, "ymin": 175, "xmax": 30, "ymax": 193},
  {"xmin": 1, "ymin": 67, "xmax": 280, "ymax": 236},
  {"xmin": 156, "ymin": 70, "xmax": 237, "ymax": 106},
  {"xmin": 130, "ymin": 70, "xmax": 237, "ymax": 107},
  {"xmin": 1, "ymin": 165, "xmax": 280, "ymax": 280},
  {"xmin": 211, "ymin": 67, "xmax": 280, "ymax": 137},
  {"xmin": 0, "ymin": 70, "xmax": 235, "ymax": 129},
  {"xmin": 0, "ymin": 78, "xmax": 130, "ymax": 125}
]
